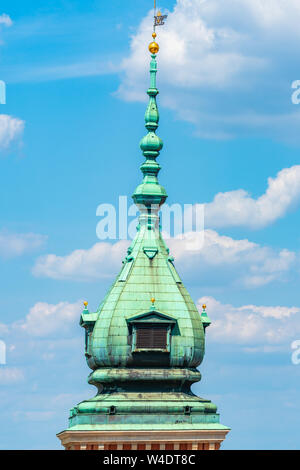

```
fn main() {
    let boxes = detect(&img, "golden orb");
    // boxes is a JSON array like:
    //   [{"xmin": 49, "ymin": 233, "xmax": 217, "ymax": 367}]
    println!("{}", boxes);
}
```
[
  {"xmin": 152, "ymin": 32, "xmax": 157, "ymax": 39},
  {"xmin": 202, "ymin": 304, "xmax": 206, "ymax": 310},
  {"xmin": 151, "ymin": 297, "xmax": 155, "ymax": 304},
  {"xmin": 149, "ymin": 41, "xmax": 159, "ymax": 54},
  {"xmin": 83, "ymin": 301, "xmax": 88, "ymax": 307}
]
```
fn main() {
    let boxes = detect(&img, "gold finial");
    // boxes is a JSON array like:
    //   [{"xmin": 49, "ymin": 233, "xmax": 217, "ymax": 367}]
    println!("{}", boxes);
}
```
[
  {"xmin": 83, "ymin": 301, "xmax": 88, "ymax": 307},
  {"xmin": 202, "ymin": 304, "xmax": 206, "ymax": 310},
  {"xmin": 149, "ymin": 41, "xmax": 159, "ymax": 54},
  {"xmin": 157, "ymin": 10, "xmax": 162, "ymax": 17},
  {"xmin": 151, "ymin": 297, "xmax": 155, "ymax": 305},
  {"xmin": 152, "ymin": 32, "xmax": 157, "ymax": 39}
]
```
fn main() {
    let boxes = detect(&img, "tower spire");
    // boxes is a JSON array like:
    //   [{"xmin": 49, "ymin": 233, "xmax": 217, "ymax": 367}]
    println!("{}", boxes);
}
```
[
  {"xmin": 57, "ymin": 4, "xmax": 230, "ymax": 451},
  {"xmin": 132, "ymin": 20, "xmax": 167, "ymax": 226}
]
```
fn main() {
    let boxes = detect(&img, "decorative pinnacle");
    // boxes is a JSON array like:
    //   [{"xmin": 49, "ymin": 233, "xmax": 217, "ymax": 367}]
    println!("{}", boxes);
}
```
[
  {"xmin": 149, "ymin": 32, "xmax": 159, "ymax": 54},
  {"xmin": 201, "ymin": 303, "xmax": 211, "ymax": 330},
  {"xmin": 132, "ymin": 4, "xmax": 168, "ymax": 220},
  {"xmin": 83, "ymin": 301, "xmax": 88, "ymax": 307},
  {"xmin": 132, "ymin": 23, "xmax": 167, "ymax": 212},
  {"xmin": 151, "ymin": 2, "xmax": 168, "ymax": 53},
  {"xmin": 151, "ymin": 297, "xmax": 156, "ymax": 307}
]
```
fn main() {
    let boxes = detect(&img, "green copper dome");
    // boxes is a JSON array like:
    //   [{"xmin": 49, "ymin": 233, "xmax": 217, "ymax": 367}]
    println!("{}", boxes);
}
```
[
  {"xmin": 83, "ymin": 224, "xmax": 205, "ymax": 374},
  {"xmin": 61, "ymin": 47, "xmax": 229, "ymax": 438}
]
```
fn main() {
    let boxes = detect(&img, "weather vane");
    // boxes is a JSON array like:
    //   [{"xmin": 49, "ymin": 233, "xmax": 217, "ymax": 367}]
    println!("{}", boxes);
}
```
[
  {"xmin": 149, "ymin": 1, "xmax": 168, "ymax": 54},
  {"xmin": 153, "ymin": 1, "xmax": 168, "ymax": 30}
]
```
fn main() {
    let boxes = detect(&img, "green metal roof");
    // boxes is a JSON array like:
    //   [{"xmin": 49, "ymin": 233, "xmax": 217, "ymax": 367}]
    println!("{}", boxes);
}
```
[
  {"xmin": 85, "ymin": 53, "xmax": 205, "ymax": 372},
  {"xmin": 61, "ymin": 47, "xmax": 229, "ymax": 436}
]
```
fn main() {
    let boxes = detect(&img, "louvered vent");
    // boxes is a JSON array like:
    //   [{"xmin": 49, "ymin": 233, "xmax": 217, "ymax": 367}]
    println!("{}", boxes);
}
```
[{"xmin": 136, "ymin": 326, "xmax": 168, "ymax": 349}]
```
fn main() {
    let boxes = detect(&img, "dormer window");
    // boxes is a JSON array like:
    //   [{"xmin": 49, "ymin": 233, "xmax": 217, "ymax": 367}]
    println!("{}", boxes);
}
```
[{"xmin": 126, "ymin": 310, "xmax": 177, "ymax": 354}]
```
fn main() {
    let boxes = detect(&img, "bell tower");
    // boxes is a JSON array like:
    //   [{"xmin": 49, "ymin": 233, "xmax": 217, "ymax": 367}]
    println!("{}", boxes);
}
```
[{"xmin": 57, "ymin": 6, "xmax": 230, "ymax": 452}]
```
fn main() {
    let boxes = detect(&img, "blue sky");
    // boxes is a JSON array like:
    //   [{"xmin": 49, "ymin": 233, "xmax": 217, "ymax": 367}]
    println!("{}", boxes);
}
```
[{"xmin": 0, "ymin": 0, "xmax": 300, "ymax": 449}]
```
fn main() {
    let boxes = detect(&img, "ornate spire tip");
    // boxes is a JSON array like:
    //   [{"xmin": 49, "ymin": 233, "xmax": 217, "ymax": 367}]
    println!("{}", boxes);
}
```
[{"xmin": 150, "ymin": 2, "xmax": 168, "ymax": 54}]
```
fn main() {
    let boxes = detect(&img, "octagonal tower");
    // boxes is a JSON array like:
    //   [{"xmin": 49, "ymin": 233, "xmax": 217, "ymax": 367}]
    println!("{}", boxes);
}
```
[{"xmin": 57, "ymin": 28, "xmax": 230, "ymax": 452}]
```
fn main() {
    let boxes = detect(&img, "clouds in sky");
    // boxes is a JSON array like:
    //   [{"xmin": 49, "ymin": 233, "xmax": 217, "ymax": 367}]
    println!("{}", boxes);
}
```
[
  {"xmin": 30, "ymin": 160, "xmax": 300, "ymax": 286},
  {"xmin": 0, "ymin": 13, "xmax": 12, "ymax": 28},
  {"xmin": 0, "ymin": 300, "xmax": 83, "ymax": 377},
  {"xmin": 203, "ymin": 165, "xmax": 300, "ymax": 229},
  {"xmin": 1, "ymin": 294, "xmax": 299, "ymax": 349},
  {"xmin": 0, "ymin": 231, "xmax": 47, "ymax": 258},
  {"xmin": 169, "ymin": 229, "xmax": 296, "ymax": 288},
  {"xmin": 17, "ymin": 300, "xmax": 83, "ymax": 337},
  {"xmin": 118, "ymin": 0, "xmax": 300, "ymax": 142},
  {"xmin": 0, "ymin": 16, "xmax": 24, "ymax": 151},
  {"xmin": 0, "ymin": 300, "xmax": 82, "ymax": 339},
  {"xmin": 3, "ymin": 2, "xmax": 300, "ymax": 142},
  {"xmin": 0, "ymin": 115, "xmax": 24, "ymax": 150},
  {"xmin": 32, "ymin": 229, "xmax": 297, "ymax": 288},
  {"xmin": 32, "ymin": 240, "xmax": 129, "ymax": 281},
  {"xmin": 198, "ymin": 295, "xmax": 300, "ymax": 346}
]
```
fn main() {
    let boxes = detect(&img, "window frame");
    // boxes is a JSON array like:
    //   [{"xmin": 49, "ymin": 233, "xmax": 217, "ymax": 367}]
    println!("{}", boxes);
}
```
[
  {"xmin": 126, "ymin": 309, "xmax": 177, "ymax": 355},
  {"xmin": 132, "ymin": 323, "xmax": 171, "ymax": 353}
]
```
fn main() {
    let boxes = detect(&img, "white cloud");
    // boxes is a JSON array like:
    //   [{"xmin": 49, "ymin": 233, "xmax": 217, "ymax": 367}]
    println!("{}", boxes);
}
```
[
  {"xmin": 118, "ymin": 2, "xmax": 265, "ymax": 99},
  {"xmin": 0, "ymin": 231, "xmax": 47, "ymax": 258},
  {"xmin": 118, "ymin": 0, "xmax": 300, "ymax": 142},
  {"xmin": 0, "ymin": 367, "xmax": 24, "ymax": 384},
  {"xmin": 200, "ymin": 0, "xmax": 300, "ymax": 34},
  {"xmin": 33, "ymin": 230, "xmax": 297, "ymax": 288},
  {"xmin": 0, "ymin": 115, "xmax": 24, "ymax": 149},
  {"xmin": 168, "ymin": 229, "xmax": 296, "ymax": 287},
  {"xmin": 17, "ymin": 300, "xmax": 82, "ymax": 337},
  {"xmin": 0, "ymin": 13, "xmax": 12, "ymax": 27},
  {"xmin": 200, "ymin": 165, "xmax": 300, "ymax": 229},
  {"xmin": 197, "ymin": 295, "xmax": 300, "ymax": 345},
  {"xmin": 33, "ymin": 240, "xmax": 130, "ymax": 281}
]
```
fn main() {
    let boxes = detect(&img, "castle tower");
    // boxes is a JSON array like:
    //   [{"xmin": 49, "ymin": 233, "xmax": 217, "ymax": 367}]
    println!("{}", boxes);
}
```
[{"xmin": 57, "ymin": 13, "xmax": 230, "ymax": 452}]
